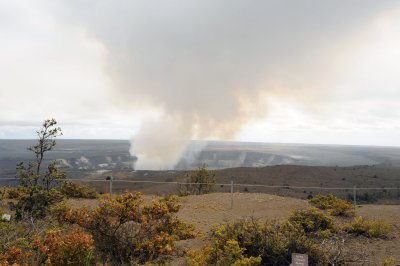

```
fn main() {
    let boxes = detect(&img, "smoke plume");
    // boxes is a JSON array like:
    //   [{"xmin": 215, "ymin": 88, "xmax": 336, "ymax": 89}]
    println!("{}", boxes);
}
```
[{"xmin": 61, "ymin": 0, "xmax": 398, "ymax": 169}]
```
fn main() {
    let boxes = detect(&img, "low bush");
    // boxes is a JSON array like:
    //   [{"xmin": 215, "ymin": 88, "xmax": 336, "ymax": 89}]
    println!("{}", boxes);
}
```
[
  {"xmin": 186, "ymin": 239, "xmax": 262, "ymax": 266},
  {"xmin": 342, "ymin": 216, "xmax": 392, "ymax": 238},
  {"xmin": 0, "ymin": 227, "xmax": 95, "ymax": 266},
  {"xmin": 0, "ymin": 187, "xmax": 7, "ymax": 200},
  {"xmin": 0, "ymin": 220, "xmax": 29, "ymax": 265},
  {"xmin": 0, "ymin": 245, "xmax": 31, "ymax": 266},
  {"xmin": 288, "ymin": 208, "xmax": 335, "ymax": 235},
  {"xmin": 381, "ymin": 256, "xmax": 396, "ymax": 266},
  {"xmin": 59, "ymin": 182, "xmax": 98, "ymax": 199},
  {"xmin": 0, "ymin": 186, "xmax": 28, "ymax": 200},
  {"xmin": 310, "ymin": 194, "xmax": 355, "ymax": 216},
  {"xmin": 348, "ymin": 192, "xmax": 386, "ymax": 204},
  {"xmin": 31, "ymin": 228, "xmax": 95, "ymax": 266},
  {"xmin": 9, "ymin": 188, "xmax": 64, "ymax": 220},
  {"xmin": 186, "ymin": 218, "xmax": 337, "ymax": 266},
  {"xmin": 178, "ymin": 164, "xmax": 216, "ymax": 196},
  {"xmin": 53, "ymin": 192, "xmax": 196, "ymax": 265}
]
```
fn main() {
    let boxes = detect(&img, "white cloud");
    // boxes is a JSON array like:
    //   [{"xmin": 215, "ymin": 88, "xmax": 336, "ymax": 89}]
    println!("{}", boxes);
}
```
[
  {"xmin": 0, "ymin": 0, "xmax": 399, "ymax": 152},
  {"xmin": 0, "ymin": 0, "xmax": 135, "ymax": 138}
]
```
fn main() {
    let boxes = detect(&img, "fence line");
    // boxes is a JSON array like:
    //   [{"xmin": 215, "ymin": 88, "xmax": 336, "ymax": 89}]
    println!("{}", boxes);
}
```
[{"xmin": 1, "ymin": 177, "xmax": 399, "ymax": 191}]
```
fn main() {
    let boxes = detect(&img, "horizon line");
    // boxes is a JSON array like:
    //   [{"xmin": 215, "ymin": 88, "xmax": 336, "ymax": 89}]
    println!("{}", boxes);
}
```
[{"xmin": 1, "ymin": 138, "xmax": 400, "ymax": 149}]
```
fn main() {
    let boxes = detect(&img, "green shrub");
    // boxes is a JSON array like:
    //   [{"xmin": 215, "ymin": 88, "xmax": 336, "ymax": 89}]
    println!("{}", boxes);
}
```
[
  {"xmin": 0, "ymin": 187, "xmax": 6, "ymax": 200},
  {"xmin": 186, "ymin": 239, "xmax": 261, "ymax": 266},
  {"xmin": 381, "ymin": 256, "xmax": 396, "ymax": 266},
  {"xmin": 288, "ymin": 208, "xmax": 335, "ymax": 235},
  {"xmin": 186, "ymin": 218, "xmax": 336, "ymax": 266},
  {"xmin": 59, "ymin": 182, "xmax": 98, "ymax": 199},
  {"xmin": 9, "ymin": 188, "xmax": 64, "ymax": 220},
  {"xmin": 342, "ymin": 216, "xmax": 392, "ymax": 237},
  {"xmin": 178, "ymin": 164, "xmax": 216, "ymax": 195},
  {"xmin": 0, "ymin": 221, "xmax": 24, "ymax": 256},
  {"xmin": 2, "ymin": 186, "xmax": 28, "ymax": 200},
  {"xmin": 12, "ymin": 119, "xmax": 66, "ymax": 220},
  {"xmin": 349, "ymin": 192, "xmax": 386, "ymax": 203},
  {"xmin": 310, "ymin": 194, "xmax": 355, "ymax": 216}
]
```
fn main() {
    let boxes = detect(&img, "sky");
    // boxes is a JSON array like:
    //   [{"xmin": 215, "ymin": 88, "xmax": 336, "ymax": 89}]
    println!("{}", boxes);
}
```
[{"xmin": 1, "ymin": 1, "xmax": 400, "ymax": 168}]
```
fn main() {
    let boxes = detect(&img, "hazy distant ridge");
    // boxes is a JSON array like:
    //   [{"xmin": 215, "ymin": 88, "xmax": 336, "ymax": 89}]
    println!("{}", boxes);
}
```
[
  {"xmin": 1, "ymin": 140, "xmax": 400, "ymax": 179},
  {"xmin": 175, "ymin": 141, "xmax": 400, "ymax": 169}
]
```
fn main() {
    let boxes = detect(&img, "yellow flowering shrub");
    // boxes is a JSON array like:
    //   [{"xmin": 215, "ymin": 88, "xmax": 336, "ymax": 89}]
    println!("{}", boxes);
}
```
[
  {"xmin": 310, "ymin": 194, "xmax": 355, "ymax": 217},
  {"xmin": 343, "ymin": 216, "xmax": 392, "ymax": 237}
]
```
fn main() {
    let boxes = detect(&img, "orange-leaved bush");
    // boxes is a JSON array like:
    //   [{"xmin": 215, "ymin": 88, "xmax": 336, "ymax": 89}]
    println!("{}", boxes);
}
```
[
  {"xmin": 31, "ymin": 228, "xmax": 95, "ymax": 266},
  {"xmin": 52, "ymin": 192, "xmax": 195, "ymax": 265},
  {"xmin": 0, "ymin": 245, "xmax": 31, "ymax": 266},
  {"xmin": 0, "ymin": 228, "xmax": 95, "ymax": 266}
]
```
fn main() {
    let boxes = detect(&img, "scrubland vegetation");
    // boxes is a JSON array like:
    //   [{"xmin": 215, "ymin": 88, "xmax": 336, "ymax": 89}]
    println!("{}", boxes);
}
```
[
  {"xmin": 52, "ymin": 192, "xmax": 196, "ymax": 265},
  {"xmin": 342, "ymin": 216, "xmax": 392, "ymax": 238},
  {"xmin": 1, "ymin": 182, "xmax": 394, "ymax": 265},
  {"xmin": 0, "ymin": 119, "xmax": 196, "ymax": 265},
  {"xmin": 178, "ymin": 164, "xmax": 216, "ymax": 196},
  {"xmin": 185, "ymin": 206, "xmax": 393, "ymax": 266},
  {"xmin": 0, "ymin": 120, "xmax": 398, "ymax": 265},
  {"xmin": 310, "ymin": 194, "xmax": 355, "ymax": 217}
]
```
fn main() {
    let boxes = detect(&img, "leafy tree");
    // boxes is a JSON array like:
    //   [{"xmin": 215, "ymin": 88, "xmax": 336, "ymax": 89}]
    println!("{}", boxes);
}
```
[
  {"xmin": 23, "ymin": 118, "xmax": 63, "ymax": 190},
  {"xmin": 179, "ymin": 164, "xmax": 216, "ymax": 195},
  {"xmin": 10, "ymin": 119, "xmax": 65, "ymax": 219}
]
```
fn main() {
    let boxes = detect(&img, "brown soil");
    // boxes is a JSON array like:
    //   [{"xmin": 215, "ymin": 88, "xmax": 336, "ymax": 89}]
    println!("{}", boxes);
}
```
[
  {"xmin": 177, "ymin": 192, "xmax": 309, "ymax": 233},
  {"xmin": 173, "ymin": 193, "xmax": 400, "ymax": 265},
  {"xmin": 66, "ymin": 193, "xmax": 400, "ymax": 265},
  {"xmin": 4, "ymin": 192, "xmax": 399, "ymax": 265}
]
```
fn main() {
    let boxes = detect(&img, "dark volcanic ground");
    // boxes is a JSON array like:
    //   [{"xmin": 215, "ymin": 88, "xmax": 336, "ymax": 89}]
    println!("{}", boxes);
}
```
[
  {"xmin": 1, "ymin": 140, "xmax": 400, "ymax": 203},
  {"xmin": 2, "ymin": 140, "xmax": 400, "ymax": 177}
]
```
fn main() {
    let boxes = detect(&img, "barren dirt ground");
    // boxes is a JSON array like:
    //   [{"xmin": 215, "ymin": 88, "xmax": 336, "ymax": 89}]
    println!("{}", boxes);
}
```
[
  {"xmin": 177, "ymin": 193, "xmax": 309, "ymax": 233},
  {"xmin": 29, "ymin": 193, "xmax": 400, "ymax": 265},
  {"xmin": 173, "ymin": 193, "xmax": 400, "ymax": 266}
]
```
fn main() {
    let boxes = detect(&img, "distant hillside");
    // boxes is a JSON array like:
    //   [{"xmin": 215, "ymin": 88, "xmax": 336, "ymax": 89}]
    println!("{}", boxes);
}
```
[
  {"xmin": 176, "ymin": 141, "xmax": 400, "ymax": 169},
  {"xmin": 1, "ymin": 140, "xmax": 400, "ymax": 181},
  {"xmin": 88, "ymin": 164, "xmax": 400, "ymax": 204},
  {"xmin": 0, "ymin": 139, "xmax": 135, "ymax": 180}
]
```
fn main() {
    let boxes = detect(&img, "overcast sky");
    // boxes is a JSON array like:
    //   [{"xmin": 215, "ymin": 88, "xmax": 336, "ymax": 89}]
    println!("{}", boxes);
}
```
[{"xmin": 1, "ymin": 0, "xmax": 400, "ymax": 149}]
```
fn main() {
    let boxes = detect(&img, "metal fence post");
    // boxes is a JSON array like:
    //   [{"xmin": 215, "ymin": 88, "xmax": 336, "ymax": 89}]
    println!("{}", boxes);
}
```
[
  {"xmin": 110, "ymin": 178, "xmax": 113, "ymax": 195},
  {"xmin": 106, "ymin": 176, "xmax": 113, "ymax": 195},
  {"xmin": 231, "ymin": 180, "xmax": 234, "ymax": 209},
  {"xmin": 353, "ymin": 186, "xmax": 357, "ymax": 213}
]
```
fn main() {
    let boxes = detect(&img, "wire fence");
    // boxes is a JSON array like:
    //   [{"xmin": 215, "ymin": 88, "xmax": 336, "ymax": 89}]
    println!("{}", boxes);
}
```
[
  {"xmin": 2, "ymin": 177, "xmax": 400, "ymax": 206},
  {"xmin": 2, "ymin": 177, "xmax": 400, "ymax": 189}
]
